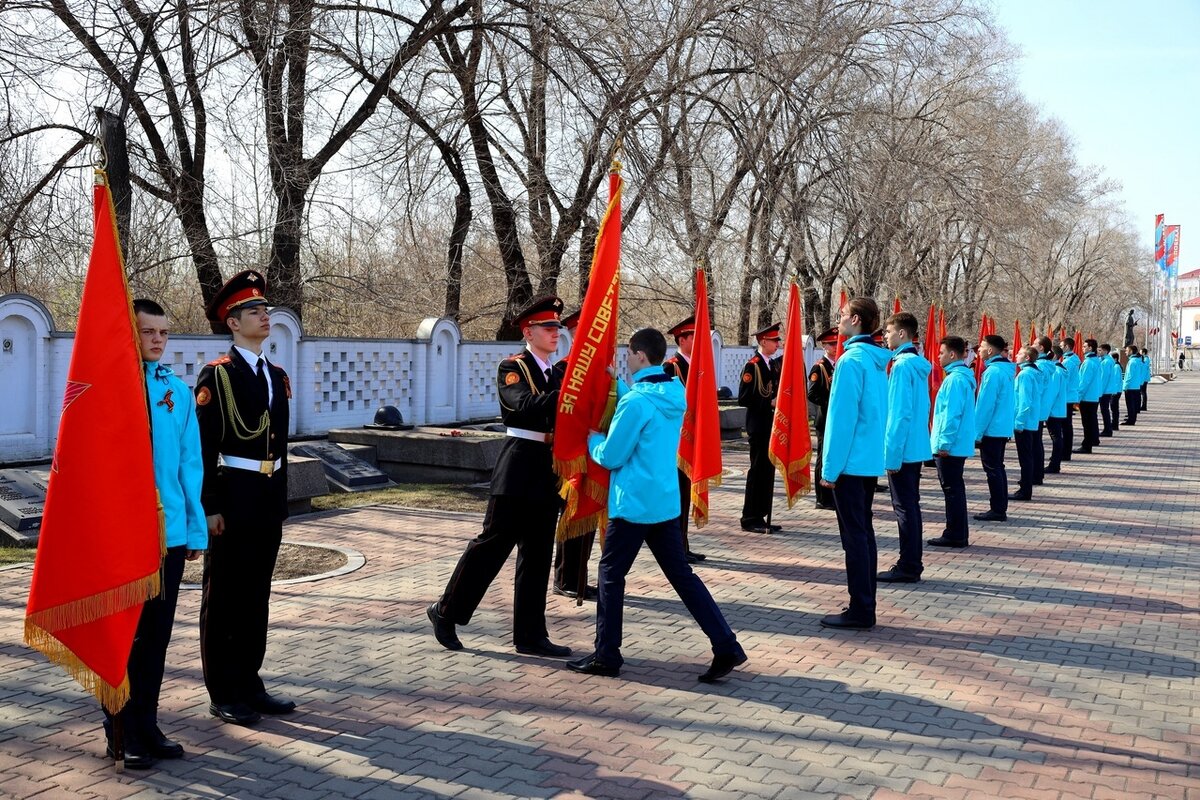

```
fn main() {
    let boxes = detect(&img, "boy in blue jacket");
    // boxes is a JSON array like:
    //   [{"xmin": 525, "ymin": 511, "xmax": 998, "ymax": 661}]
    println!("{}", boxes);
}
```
[
  {"xmin": 102, "ymin": 299, "xmax": 208, "ymax": 769},
  {"xmin": 1101, "ymin": 344, "xmax": 1123, "ymax": 433},
  {"xmin": 973, "ymin": 334, "xmax": 1015, "ymax": 521},
  {"xmin": 568, "ymin": 328, "xmax": 746, "ymax": 682},
  {"xmin": 1012, "ymin": 346, "xmax": 1041, "ymax": 500},
  {"xmin": 1045, "ymin": 347, "xmax": 1069, "ymax": 474},
  {"xmin": 878, "ymin": 312, "xmax": 931, "ymax": 583},
  {"xmin": 1139, "ymin": 347, "xmax": 1150, "ymax": 411},
  {"xmin": 1059, "ymin": 337, "xmax": 1081, "ymax": 459},
  {"xmin": 928, "ymin": 336, "xmax": 976, "ymax": 548},
  {"xmin": 1121, "ymin": 344, "xmax": 1141, "ymax": 425},
  {"xmin": 1075, "ymin": 339, "xmax": 1103, "ymax": 453},
  {"xmin": 1098, "ymin": 344, "xmax": 1118, "ymax": 436},
  {"xmin": 1033, "ymin": 337, "xmax": 1056, "ymax": 484},
  {"xmin": 819, "ymin": 297, "xmax": 892, "ymax": 629}
]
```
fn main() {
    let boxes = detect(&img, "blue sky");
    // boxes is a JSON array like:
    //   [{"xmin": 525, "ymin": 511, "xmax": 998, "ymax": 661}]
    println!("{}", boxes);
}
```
[{"xmin": 990, "ymin": 0, "xmax": 1198, "ymax": 271}]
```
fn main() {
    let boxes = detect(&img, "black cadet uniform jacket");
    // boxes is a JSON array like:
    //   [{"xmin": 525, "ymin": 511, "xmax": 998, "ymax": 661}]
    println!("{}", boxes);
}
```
[
  {"xmin": 663, "ymin": 354, "xmax": 690, "ymax": 386},
  {"xmin": 491, "ymin": 349, "xmax": 561, "ymax": 502},
  {"xmin": 807, "ymin": 358, "xmax": 834, "ymax": 432},
  {"xmin": 737, "ymin": 353, "xmax": 780, "ymax": 436},
  {"xmin": 194, "ymin": 348, "xmax": 290, "ymax": 523}
]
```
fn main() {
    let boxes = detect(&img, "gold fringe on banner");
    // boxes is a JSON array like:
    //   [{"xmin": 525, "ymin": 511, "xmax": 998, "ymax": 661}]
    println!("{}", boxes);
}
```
[
  {"xmin": 768, "ymin": 449, "xmax": 813, "ymax": 509},
  {"xmin": 23, "ymin": 621, "xmax": 132, "ymax": 713}
]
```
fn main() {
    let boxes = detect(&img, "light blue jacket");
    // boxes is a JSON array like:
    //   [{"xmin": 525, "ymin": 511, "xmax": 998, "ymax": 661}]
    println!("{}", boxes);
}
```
[
  {"xmin": 1078, "ymin": 352, "xmax": 1103, "ymax": 402},
  {"xmin": 821, "ymin": 335, "xmax": 891, "ymax": 481},
  {"xmin": 1098, "ymin": 353, "xmax": 1116, "ymax": 395},
  {"xmin": 1014, "ymin": 361, "xmax": 1040, "ymax": 432},
  {"xmin": 974, "ymin": 356, "xmax": 1015, "ymax": 439},
  {"xmin": 1062, "ymin": 352, "xmax": 1082, "ymax": 402},
  {"xmin": 930, "ymin": 361, "xmax": 976, "ymax": 457},
  {"xmin": 1138, "ymin": 354, "xmax": 1151, "ymax": 386},
  {"xmin": 1048, "ymin": 361, "xmax": 1068, "ymax": 418},
  {"xmin": 588, "ymin": 365, "xmax": 686, "ymax": 524},
  {"xmin": 1034, "ymin": 354, "xmax": 1055, "ymax": 421},
  {"xmin": 145, "ymin": 362, "xmax": 207, "ymax": 550},
  {"xmin": 1122, "ymin": 355, "xmax": 1139, "ymax": 390},
  {"xmin": 1103, "ymin": 355, "xmax": 1123, "ymax": 395},
  {"xmin": 884, "ymin": 344, "xmax": 932, "ymax": 470}
]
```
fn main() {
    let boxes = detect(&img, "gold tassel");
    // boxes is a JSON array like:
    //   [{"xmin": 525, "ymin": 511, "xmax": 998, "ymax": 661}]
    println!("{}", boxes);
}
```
[
  {"xmin": 25, "ymin": 571, "xmax": 160, "ymax": 635},
  {"xmin": 24, "ymin": 620, "xmax": 132, "ymax": 713}
]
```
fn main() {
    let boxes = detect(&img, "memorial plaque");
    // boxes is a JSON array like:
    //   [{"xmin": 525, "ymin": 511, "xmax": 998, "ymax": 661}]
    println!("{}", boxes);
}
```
[
  {"xmin": 291, "ymin": 441, "xmax": 391, "ymax": 489},
  {"xmin": 0, "ymin": 468, "xmax": 49, "ymax": 542}
]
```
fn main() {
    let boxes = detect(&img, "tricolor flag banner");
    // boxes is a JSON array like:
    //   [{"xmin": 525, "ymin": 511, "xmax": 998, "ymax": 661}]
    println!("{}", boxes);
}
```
[
  {"xmin": 1164, "ymin": 225, "xmax": 1180, "ymax": 278},
  {"xmin": 768, "ymin": 282, "xmax": 812, "ymax": 507},
  {"xmin": 24, "ymin": 171, "xmax": 163, "ymax": 713},
  {"xmin": 677, "ymin": 268, "xmax": 723, "ymax": 527},
  {"xmin": 554, "ymin": 167, "xmax": 622, "ymax": 539},
  {"xmin": 1155, "ymin": 213, "xmax": 1165, "ymax": 270}
]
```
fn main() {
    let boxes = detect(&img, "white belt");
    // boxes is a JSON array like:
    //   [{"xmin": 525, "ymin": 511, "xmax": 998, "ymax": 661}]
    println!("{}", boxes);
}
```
[
  {"xmin": 219, "ymin": 454, "xmax": 282, "ymax": 475},
  {"xmin": 506, "ymin": 427, "xmax": 551, "ymax": 443}
]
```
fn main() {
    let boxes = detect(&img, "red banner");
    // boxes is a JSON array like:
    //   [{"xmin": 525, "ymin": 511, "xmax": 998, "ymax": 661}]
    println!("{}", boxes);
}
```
[
  {"xmin": 678, "ymin": 268, "xmax": 723, "ymax": 526},
  {"xmin": 24, "ymin": 172, "xmax": 163, "ymax": 713},
  {"xmin": 554, "ymin": 169, "xmax": 622, "ymax": 539},
  {"xmin": 834, "ymin": 289, "xmax": 847, "ymax": 360},
  {"xmin": 768, "ymin": 283, "xmax": 813, "ymax": 507}
]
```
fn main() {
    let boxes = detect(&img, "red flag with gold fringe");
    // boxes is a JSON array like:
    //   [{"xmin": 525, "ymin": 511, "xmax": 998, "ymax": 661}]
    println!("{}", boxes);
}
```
[
  {"xmin": 768, "ymin": 283, "xmax": 812, "ymax": 506},
  {"xmin": 24, "ymin": 171, "xmax": 163, "ymax": 713},
  {"xmin": 554, "ymin": 167, "xmax": 622, "ymax": 539},
  {"xmin": 834, "ymin": 289, "xmax": 848, "ymax": 360},
  {"xmin": 677, "ymin": 268, "xmax": 723, "ymax": 526}
]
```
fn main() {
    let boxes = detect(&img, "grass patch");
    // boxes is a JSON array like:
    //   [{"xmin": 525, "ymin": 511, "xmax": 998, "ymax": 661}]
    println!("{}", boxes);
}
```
[
  {"xmin": 311, "ymin": 483, "xmax": 490, "ymax": 514},
  {"xmin": 0, "ymin": 547, "xmax": 36, "ymax": 566}
]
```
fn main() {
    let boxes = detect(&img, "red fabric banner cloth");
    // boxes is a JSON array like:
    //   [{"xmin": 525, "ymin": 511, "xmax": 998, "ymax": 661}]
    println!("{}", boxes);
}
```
[
  {"xmin": 768, "ymin": 283, "xmax": 812, "ymax": 507},
  {"xmin": 554, "ymin": 170, "xmax": 622, "ymax": 539},
  {"xmin": 925, "ymin": 305, "xmax": 943, "ymax": 427},
  {"xmin": 24, "ymin": 171, "xmax": 163, "ymax": 713},
  {"xmin": 677, "ymin": 268, "xmax": 723, "ymax": 526},
  {"xmin": 834, "ymin": 289, "xmax": 847, "ymax": 360}
]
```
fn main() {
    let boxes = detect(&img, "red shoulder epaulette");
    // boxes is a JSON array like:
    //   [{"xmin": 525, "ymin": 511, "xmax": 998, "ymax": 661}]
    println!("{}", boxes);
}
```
[
  {"xmin": 208, "ymin": 355, "xmax": 232, "ymax": 366},
  {"xmin": 504, "ymin": 351, "xmax": 525, "ymax": 362},
  {"xmin": 749, "ymin": 356, "xmax": 760, "ymax": 365}
]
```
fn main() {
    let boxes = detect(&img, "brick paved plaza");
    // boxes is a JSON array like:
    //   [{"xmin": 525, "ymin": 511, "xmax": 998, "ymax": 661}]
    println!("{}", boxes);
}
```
[{"xmin": 0, "ymin": 376, "xmax": 1196, "ymax": 799}]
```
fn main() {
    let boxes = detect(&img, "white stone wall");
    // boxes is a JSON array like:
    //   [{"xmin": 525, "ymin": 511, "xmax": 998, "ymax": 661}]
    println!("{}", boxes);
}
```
[{"xmin": 1, "ymin": 293, "xmax": 820, "ymax": 463}]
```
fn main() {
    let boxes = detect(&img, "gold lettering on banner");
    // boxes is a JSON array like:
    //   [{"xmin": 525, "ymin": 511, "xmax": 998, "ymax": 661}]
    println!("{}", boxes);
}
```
[{"xmin": 559, "ymin": 272, "xmax": 619, "ymax": 414}]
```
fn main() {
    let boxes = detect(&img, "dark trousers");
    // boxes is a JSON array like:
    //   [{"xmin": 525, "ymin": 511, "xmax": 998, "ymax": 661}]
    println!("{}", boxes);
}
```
[
  {"xmin": 1100, "ymin": 394, "xmax": 1114, "ymax": 434},
  {"xmin": 1062, "ymin": 404, "xmax": 1075, "ymax": 460},
  {"xmin": 1034, "ymin": 421, "xmax": 1046, "ymax": 483},
  {"xmin": 886, "ymin": 462, "xmax": 923, "ymax": 576},
  {"xmin": 594, "ymin": 517, "xmax": 740, "ymax": 667},
  {"xmin": 1046, "ymin": 417, "xmax": 1065, "ymax": 471},
  {"xmin": 814, "ymin": 426, "xmax": 834, "ymax": 507},
  {"xmin": 832, "ymin": 476, "xmax": 877, "ymax": 620},
  {"xmin": 1141, "ymin": 382, "xmax": 1148, "ymax": 410},
  {"xmin": 677, "ymin": 469, "xmax": 699, "ymax": 553},
  {"xmin": 104, "ymin": 546, "xmax": 186, "ymax": 746},
  {"xmin": 201, "ymin": 507, "xmax": 283, "ymax": 705},
  {"xmin": 935, "ymin": 455, "xmax": 968, "ymax": 544},
  {"xmin": 439, "ymin": 495, "xmax": 556, "ymax": 645},
  {"xmin": 1124, "ymin": 389, "xmax": 1140, "ymax": 424},
  {"xmin": 978, "ymin": 436, "xmax": 1008, "ymax": 515},
  {"xmin": 553, "ymin": 531, "xmax": 595, "ymax": 594},
  {"xmin": 740, "ymin": 429, "xmax": 775, "ymax": 524},
  {"xmin": 1014, "ymin": 429, "xmax": 1037, "ymax": 496},
  {"xmin": 1109, "ymin": 394, "xmax": 1121, "ymax": 430},
  {"xmin": 1079, "ymin": 401, "xmax": 1100, "ymax": 449}
]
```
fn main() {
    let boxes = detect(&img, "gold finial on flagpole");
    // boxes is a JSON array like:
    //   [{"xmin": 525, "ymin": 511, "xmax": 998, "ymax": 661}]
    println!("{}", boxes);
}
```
[{"xmin": 610, "ymin": 137, "xmax": 624, "ymax": 173}]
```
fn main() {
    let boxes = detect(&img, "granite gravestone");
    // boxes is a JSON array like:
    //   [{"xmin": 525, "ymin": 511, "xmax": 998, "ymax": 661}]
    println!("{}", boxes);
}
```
[
  {"xmin": 290, "ymin": 441, "xmax": 391, "ymax": 490},
  {"xmin": 0, "ymin": 468, "xmax": 49, "ymax": 545}
]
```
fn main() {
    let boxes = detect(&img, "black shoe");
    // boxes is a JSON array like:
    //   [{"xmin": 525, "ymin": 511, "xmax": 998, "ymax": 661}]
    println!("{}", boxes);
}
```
[
  {"xmin": 146, "ymin": 727, "xmax": 184, "ymax": 759},
  {"xmin": 815, "ymin": 502, "xmax": 836, "ymax": 511},
  {"xmin": 1008, "ymin": 492, "xmax": 1032, "ymax": 501},
  {"xmin": 686, "ymin": 550, "xmax": 707, "ymax": 562},
  {"xmin": 740, "ymin": 522, "xmax": 770, "ymax": 533},
  {"xmin": 876, "ymin": 568, "xmax": 920, "ymax": 583},
  {"xmin": 698, "ymin": 650, "xmax": 748, "ymax": 683},
  {"xmin": 427, "ymin": 603, "xmax": 462, "ymax": 651},
  {"xmin": 1044, "ymin": 466, "xmax": 1060, "ymax": 474},
  {"xmin": 106, "ymin": 742, "xmax": 156, "ymax": 770},
  {"xmin": 974, "ymin": 511, "xmax": 1007, "ymax": 521},
  {"xmin": 1099, "ymin": 431, "xmax": 1112, "ymax": 437},
  {"xmin": 685, "ymin": 552, "xmax": 699, "ymax": 564},
  {"xmin": 248, "ymin": 691, "xmax": 296, "ymax": 715},
  {"xmin": 515, "ymin": 638, "xmax": 572, "ymax": 658},
  {"xmin": 1033, "ymin": 479, "xmax": 1043, "ymax": 486},
  {"xmin": 766, "ymin": 523, "xmax": 782, "ymax": 532},
  {"xmin": 553, "ymin": 584, "xmax": 598, "ymax": 600},
  {"xmin": 926, "ymin": 536, "xmax": 968, "ymax": 548},
  {"xmin": 820, "ymin": 610, "xmax": 875, "ymax": 629},
  {"xmin": 566, "ymin": 652, "xmax": 620, "ymax": 677},
  {"xmin": 1072, "ymin": 447, "xmax": 1092, "ymax": 454},
  {"xmin": 209, "ymin": 702, "xmax": 261, "ymax": 726}
]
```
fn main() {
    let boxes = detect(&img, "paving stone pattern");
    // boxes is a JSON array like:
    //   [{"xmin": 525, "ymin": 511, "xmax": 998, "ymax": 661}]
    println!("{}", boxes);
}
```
[{"xmin": 0, "ymin": 377, "xmax": 1196, "ymax": 799}]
